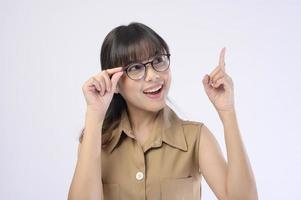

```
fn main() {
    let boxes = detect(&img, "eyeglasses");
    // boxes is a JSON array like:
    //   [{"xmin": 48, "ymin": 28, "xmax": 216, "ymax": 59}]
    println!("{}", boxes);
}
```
[{"xmin": 123, "ymin": 53, "xmax": 171, "ymax": 80}]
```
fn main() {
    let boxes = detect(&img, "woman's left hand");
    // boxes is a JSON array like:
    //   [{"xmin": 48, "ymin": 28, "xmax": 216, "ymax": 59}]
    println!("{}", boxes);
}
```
[{"xmin": 202, "ymin": 47, "xmax": 235, "ymax": 112}]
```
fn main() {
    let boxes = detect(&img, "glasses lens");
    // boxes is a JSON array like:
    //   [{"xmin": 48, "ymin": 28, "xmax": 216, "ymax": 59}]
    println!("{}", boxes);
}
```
[
  {"xmin": 153, "ymin": 55, "xmax": 170, "ymax": 71},
  {"xmin": 127, "ymin": 63, "xmax": 145, "ymax": 80}
]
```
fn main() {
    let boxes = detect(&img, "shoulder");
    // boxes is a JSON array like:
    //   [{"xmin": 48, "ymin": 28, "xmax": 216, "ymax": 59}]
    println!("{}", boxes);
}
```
[
  {"xmin": 177, "ymin": 118, "xmax": 205, "ymax": 145},
  {"xmin": 181, "ymin": 119, "xmax": 204, "ymax": 127},
  {"xmin": 180, "ymin": 118, "xmax": 205, "ymax": 134},
  {"xmin": 180, "ymin": 119, "xmax": 214, "ymax": 145}
]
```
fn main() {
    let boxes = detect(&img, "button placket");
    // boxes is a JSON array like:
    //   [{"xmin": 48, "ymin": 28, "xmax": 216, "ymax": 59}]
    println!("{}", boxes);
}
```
[
  {"xmin": 133, "ymin": 138, "xmax": 147, "ymax": 199},
  {"xmin": 135, "ymin": 144, "xmax": 146, "ymax": 182}
]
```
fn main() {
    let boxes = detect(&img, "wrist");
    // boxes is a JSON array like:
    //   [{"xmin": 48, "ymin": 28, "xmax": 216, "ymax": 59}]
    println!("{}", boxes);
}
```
[
  {"xmin": 86, "ymin": 105, "xmax": 106, "ymax": 115},
  {"xmin": 217, "ymin": 107, "xmax": 237, "ymax": 123},
  {"xmin": 85, "ymin": 109, "xmax": 105, "ymax": 126}
]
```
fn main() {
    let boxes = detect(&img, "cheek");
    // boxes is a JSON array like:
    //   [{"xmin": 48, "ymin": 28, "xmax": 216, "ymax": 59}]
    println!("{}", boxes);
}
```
[
  {"xmin": 118, "ymin": 78, "xmax": 131, "ymax": 96},
  {"xmin": 164, "ymin": 71, "xmax": 172, "ymax": 89},
  {"xmin": 119, "ymin": 79, "xmax": 141, "ymax": 99}
]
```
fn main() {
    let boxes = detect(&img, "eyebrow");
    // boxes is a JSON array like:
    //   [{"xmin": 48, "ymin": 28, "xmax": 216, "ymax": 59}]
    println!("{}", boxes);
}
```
[
  {"xmin": 141, "ymin": 53, "xmax": 161, "ymax": 64},
  {"xmin": 124, "ymin": 52, "xmax": 162, "ymax": 67},
  {"xmin": 124, "ymin": 57, "xmax": 150, "ymax": 67}
]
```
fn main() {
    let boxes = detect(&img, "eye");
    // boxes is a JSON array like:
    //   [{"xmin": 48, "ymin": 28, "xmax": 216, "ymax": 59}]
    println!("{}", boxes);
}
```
[
  {"xmin": 152, "ymin": 56, "xmax": 164, "ymax": 65},
  {"xmin": 128, "ymin": 64, "xmax": 144, "ymax": 72}
]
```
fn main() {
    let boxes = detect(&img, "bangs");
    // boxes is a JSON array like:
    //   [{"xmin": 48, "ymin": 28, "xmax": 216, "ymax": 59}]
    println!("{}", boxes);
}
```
[{"xmin": 109, "ymin": 24, "xmax": 169, "ymax": 67}]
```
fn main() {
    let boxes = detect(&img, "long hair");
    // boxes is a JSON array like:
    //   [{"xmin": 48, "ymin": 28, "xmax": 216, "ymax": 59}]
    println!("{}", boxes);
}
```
[{"xmin": 79, "ymin": 22, "xmax": 170, "ymax": 143}]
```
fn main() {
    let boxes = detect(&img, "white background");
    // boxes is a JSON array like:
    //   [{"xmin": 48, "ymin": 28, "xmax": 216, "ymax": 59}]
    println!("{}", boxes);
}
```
[{"xmin": 1, "ymin": 0, "xmax": 300, "ymax": 199}]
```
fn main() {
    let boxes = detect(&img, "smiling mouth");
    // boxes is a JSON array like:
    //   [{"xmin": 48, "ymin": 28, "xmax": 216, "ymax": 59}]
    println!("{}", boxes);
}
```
[{"xmin": 143, "ymin": 84, "xmax": 163, "ymax": 95}]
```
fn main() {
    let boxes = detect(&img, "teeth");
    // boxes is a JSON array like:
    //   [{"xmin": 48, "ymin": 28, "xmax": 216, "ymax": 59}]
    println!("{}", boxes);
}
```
[{"xmin": 144, "ymin": 85, "xmax": 162, "ymax": 93}]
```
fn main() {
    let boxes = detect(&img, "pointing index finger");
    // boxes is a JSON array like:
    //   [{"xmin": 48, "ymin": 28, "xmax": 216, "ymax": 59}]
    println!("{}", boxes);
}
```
[
  {"xmin": 105, "ymin": 67, "xmax": 124, "ymax": 75},
  {"xmin": 219, "ymin": 47, "xmax": 226, "ymax": 71}
]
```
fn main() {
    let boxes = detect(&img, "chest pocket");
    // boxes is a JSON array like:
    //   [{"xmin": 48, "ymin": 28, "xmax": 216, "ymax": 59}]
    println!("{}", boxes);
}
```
[
  {"xmin": 103, "ymin": 183, "xmax": 120, "ymax": 200},
  {"xmin": 161, "ymin": 176, "xmax": 194, "ymax": 200}
]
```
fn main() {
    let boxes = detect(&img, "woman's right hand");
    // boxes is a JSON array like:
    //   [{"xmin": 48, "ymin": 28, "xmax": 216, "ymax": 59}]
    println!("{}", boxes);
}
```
[{"xmin": 82, "ymin": 67, "xmax": 124, "ymax": 116}]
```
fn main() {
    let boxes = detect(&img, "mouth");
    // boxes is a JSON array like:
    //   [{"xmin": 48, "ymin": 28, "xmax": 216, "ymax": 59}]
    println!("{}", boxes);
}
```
[{"xmin": 143, "ymin": 84, "xmax": 164, "ymax": 99}]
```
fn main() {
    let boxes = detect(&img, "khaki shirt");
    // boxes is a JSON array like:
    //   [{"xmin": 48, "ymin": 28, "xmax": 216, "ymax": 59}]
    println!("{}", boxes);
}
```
[{"xmin": 101, "ymin": 105, "xmax": 204, "ymax": 200}]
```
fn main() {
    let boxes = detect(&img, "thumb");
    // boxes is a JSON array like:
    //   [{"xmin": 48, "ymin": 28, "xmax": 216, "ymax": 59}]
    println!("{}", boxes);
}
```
[{"xmin": 111, "ymin": 71, "xmax": 124, "ymax": 92}]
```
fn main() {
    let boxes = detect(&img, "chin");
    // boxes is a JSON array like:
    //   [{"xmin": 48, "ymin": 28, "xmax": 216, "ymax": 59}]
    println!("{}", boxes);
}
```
[{"xmin": 143, "ymin": 101, "xmax": 166, "ymax": 113}]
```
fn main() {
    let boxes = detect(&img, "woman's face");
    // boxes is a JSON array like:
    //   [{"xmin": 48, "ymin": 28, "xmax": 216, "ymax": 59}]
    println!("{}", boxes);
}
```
[{"xmin": 117, "ymin": 54, "xmax": 171, "ymax": 113}]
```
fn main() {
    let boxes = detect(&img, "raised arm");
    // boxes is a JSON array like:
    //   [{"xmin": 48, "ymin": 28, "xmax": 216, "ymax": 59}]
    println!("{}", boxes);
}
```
[
  {"xmin": 199, "ymin": 47, "xmax": 258, "ymax": 199},
  {"xmin": 68, "ymin": 67, "xmax": 124, "ymax": 200},
  {"xmin": 199, "ymin": 112, "xmax": 258, "ymax": 200},
  {"xmin": 68, "ymin": 111, "xmax": 104, "ymax": 200}
]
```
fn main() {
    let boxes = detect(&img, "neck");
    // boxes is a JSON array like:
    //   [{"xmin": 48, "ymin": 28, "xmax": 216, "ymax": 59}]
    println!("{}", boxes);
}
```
[{"xmin": 126, "ymin": 105, "xmax": 161, "ymax": 132}]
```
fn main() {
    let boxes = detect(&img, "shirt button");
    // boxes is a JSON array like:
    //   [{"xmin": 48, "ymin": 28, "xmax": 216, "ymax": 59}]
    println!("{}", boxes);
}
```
[{"xmin": 136, "ymin": 171, "xmax": 144, "ymax": 181}]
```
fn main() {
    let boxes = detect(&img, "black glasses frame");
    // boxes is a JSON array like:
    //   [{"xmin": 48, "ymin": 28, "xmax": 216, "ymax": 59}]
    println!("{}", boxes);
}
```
[{"xmin": 123, "ymin": 53, "xmax": 171, "ymax": 80}]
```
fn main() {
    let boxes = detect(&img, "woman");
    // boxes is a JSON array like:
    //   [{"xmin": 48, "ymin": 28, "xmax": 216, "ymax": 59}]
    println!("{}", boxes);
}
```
[{"xmin": 68, "ymin": 22, "xmax": 258, "ymax": 200}]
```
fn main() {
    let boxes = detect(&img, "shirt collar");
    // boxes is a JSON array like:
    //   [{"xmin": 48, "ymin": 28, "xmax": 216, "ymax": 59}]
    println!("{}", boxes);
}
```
[{"xmin": 103, "ymin": 105, "xmax": 188, "ymax": 153}]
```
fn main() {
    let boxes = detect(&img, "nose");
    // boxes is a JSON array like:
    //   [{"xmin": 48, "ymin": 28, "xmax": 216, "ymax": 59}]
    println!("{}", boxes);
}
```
[{"xmin": 144, "ymin": 63, "xmax": 159, "ymax": 81}]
